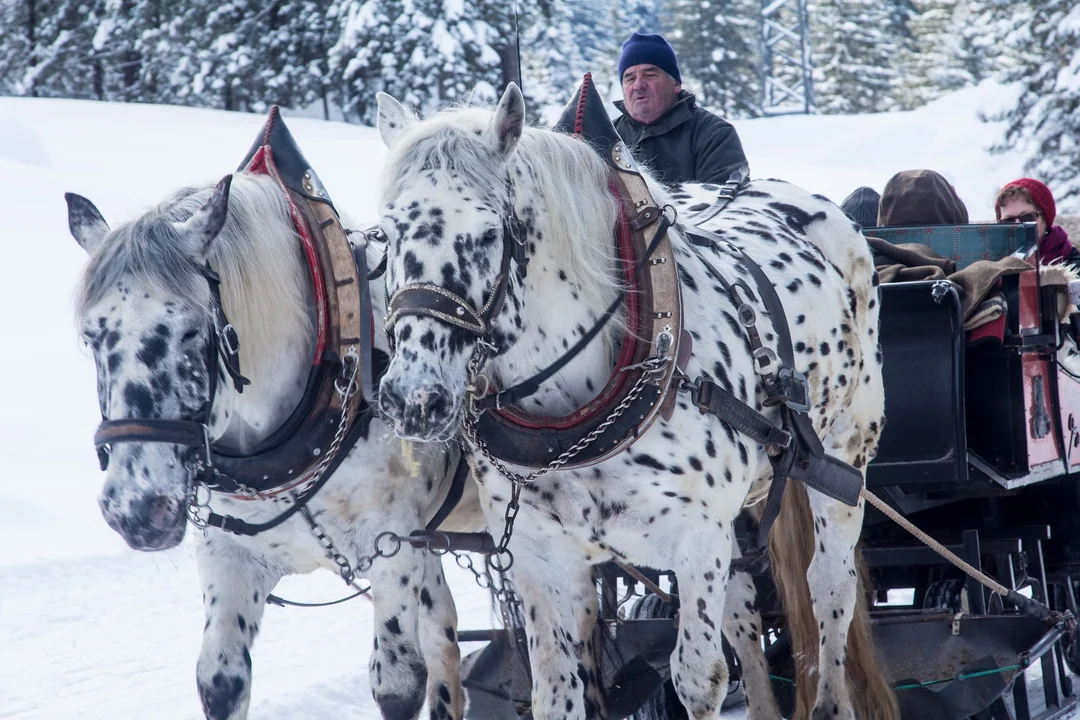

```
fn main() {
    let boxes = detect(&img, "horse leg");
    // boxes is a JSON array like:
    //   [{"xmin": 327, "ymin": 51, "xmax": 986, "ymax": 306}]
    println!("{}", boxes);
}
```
[
  {"xmin": 513, "ymin": 556, "xmax": 604, "ymax": 720},
  {"xmin": 367, "ymin": 545, "xmax": 434, "ymax": 720},
  {"xmin": 723, "ymin": 550, "xmax": 782, "ymax": 720},
  {"xmin": 195, "ymin": 532, "xmax": 283, "ymax": 720},
  {"xmin": 416, "ymin": 551, "xmax": 466, "ymax": 720},
  {"xmin": 668, "ymin": 527, "xmax": 736, "ymax": 719}
]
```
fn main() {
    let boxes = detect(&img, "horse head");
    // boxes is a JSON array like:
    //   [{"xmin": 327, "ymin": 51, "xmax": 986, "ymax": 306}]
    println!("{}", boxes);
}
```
[
  {"xmin": 68, "ymin": 174, "xmax": 313, "ymax": 550},
  {"xmin": 374, "ymin": 84, "xmax": 530, "ymax": 441}
]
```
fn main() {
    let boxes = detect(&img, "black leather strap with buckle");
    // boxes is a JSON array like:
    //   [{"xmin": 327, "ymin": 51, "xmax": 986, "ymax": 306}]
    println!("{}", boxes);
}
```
[
  {"xmin": 687, "ymin": 378, "xmax": 791, "ymax": 451},
  {"xmin": 672, "ymin": 171, "xmax": 864, "ymax": 572},
  {"xmin": 384, "ymin": 197, "xmax": 521, "ymax": 352}
]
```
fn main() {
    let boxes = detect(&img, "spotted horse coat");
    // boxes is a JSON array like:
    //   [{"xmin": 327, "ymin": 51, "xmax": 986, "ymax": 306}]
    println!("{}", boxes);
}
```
[
  {"xmin": 372, "ymin": 84, "xmax": 893, "ymax": 720},
  {"xmin": 65, "ymin": 172, "xmax": 485, "ymax": 720}
]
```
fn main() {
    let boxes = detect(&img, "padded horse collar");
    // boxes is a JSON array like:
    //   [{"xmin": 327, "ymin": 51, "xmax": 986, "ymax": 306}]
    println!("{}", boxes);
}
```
[
  {"xmin": 461, "ymin": 73, "xmax": 688, "ymax": 471},
  {"xmin": 92, "ymin": 107, "xmax": 379, "ymax": 536}
]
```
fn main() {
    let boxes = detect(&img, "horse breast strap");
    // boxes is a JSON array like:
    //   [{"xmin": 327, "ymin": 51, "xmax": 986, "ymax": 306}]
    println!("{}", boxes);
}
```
[{"xmin": 467, "ymin": 73, "xmax": 687, "ymax": 471}]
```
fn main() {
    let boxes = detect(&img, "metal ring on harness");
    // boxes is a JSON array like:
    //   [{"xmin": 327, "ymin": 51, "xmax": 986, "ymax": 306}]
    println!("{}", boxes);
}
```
[
  {"xmin": 487, "ymin": 549, "xmax": 514, "ymax": 573},
  {"xmin": 374, "ymin": 531, "xmax": 403, "ymax": 558}
]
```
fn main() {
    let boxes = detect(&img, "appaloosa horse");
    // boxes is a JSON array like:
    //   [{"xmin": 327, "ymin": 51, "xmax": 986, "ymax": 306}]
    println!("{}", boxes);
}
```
[
  {"xmin": 66, "ymin": 170, "xmax": 480, "ymax": 720},
  {"xmin": 370, "ymin": 83, "xmax": 899, "ymax": 720}
]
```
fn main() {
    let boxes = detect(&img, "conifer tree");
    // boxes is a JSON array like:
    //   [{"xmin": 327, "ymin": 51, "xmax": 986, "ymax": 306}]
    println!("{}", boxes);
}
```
[
  {"xmin": 664, "ymin": 0, "xmax": 760, "ymax": 118},
  {"xmin": 810, "ymin": 0, "xmax": 902, "ymax": 114},
  {"xmin": 897, "ymin": 0, "xmax": 973, "ymax": 109},
  {"xmin": 994, "ymin": 1, "xmax": 1080, "ymax": 208}
]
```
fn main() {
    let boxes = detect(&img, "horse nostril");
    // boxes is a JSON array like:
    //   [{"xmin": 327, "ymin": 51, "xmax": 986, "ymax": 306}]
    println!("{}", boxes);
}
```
[{"xmin": 379, "ymin": 380, "xmax": 407, "ymax": 418}]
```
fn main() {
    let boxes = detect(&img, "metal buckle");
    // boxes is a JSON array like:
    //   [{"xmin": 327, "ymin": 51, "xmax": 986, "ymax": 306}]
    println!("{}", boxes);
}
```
[
  {"xmin": 221, "ymin": 324, "xmax": 240, "ymax": 357},
  {"xmin": 690, "ymin": 376, "xmax": 713, "ymax": 413},
  {"xmin": 779, "ymin": 366, "xmax": 811, "ymax": 413},
  {"xmin": 753, "ymin": 346, "xmax": 780, "ymax": 377},
  {"xmin": 931, "ymin": 280, "xmax": 951, "ymax": 304}
]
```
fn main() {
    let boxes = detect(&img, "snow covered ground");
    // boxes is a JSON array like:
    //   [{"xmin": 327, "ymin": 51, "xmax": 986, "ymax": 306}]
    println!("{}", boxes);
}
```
[{"xmin": 0, "ymin": 82, "xmax": 1052, "ymax": 719}]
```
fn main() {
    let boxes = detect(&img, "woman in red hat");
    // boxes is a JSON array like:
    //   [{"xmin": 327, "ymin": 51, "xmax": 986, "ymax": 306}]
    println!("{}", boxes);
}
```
[{"xmin": 995, "ymin": 178, "xmax": 1080, "ymax": 268}]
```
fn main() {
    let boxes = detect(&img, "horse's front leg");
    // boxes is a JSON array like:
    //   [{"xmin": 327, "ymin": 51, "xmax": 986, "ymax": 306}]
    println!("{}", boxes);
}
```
[
  {"xmin": 416, "ymin": 551, "xmax": 466, "ymax": 720},
  {"xmin": 366, "ymin": 544, "xmax": 433, "ymax": 720},
  {"xmin": 195, "ymin": 531, "xmax": 283, "ymax": 720},
  {"xmin": 513, "ymin": 551, "xmax": 605, "ymax": 720}
]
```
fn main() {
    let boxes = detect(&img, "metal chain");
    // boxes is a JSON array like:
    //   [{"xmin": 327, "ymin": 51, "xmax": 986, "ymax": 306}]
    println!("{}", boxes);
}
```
[
  {"xmin": 461, "ymin": 351, "xmax": 670, "ymax": 572},
  {"xmin": 463, "ymin": 354, "xmax": 669, "ymax": 486},
  {"xmin": 184, "ymin": 349, "xmax": 364, "ymax": 580}
]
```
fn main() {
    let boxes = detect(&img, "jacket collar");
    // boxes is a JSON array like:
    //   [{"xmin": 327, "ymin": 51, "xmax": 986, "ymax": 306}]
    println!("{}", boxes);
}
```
[{"xmin": 614, "ymin": 90, "xmax": 697, "ymax": 136}]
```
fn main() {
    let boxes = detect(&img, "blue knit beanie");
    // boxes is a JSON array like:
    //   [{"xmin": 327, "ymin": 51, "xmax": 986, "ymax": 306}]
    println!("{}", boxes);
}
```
[{"xmin": 618, "ymin": 32, "xmax": 681, "ymax": 84}]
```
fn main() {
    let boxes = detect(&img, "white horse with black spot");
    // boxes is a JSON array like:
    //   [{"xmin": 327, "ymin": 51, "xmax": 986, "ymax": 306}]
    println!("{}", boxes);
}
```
[
  {"xmin": 370, "ymin": 82, "xmax": 901, "ymax": 720},
  {"xmin": 64, "ymin": 168, "xmax": 482, "ymax": 720}
]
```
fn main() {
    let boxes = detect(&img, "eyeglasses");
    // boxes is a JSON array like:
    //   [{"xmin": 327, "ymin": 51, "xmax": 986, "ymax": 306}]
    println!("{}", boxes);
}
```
[{"xmin": 1000, "ymin": 211, "xmax": 1040, "ymax": 224}]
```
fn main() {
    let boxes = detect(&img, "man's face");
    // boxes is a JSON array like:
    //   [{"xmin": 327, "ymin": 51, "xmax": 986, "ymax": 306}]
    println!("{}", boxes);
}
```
[{"xmin": 621, "ymin": 63, "xmax": 681, "ymax": 125}]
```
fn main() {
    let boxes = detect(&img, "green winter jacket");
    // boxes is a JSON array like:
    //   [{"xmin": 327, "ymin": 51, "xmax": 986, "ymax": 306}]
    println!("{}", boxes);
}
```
[{"xmin": 613, "ymin": 91, "xmax": 749, "ymax": 186}]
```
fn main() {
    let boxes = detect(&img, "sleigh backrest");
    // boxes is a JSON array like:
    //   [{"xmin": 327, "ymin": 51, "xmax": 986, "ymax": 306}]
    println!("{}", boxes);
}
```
[{"xmin": 867, "ymin": 222, "xmax": 1036, "ymax": 270}]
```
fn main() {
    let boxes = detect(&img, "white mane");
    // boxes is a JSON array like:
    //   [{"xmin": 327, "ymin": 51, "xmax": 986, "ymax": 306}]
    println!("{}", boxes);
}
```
[
  {"xmin": 379, "ymin": 107, "xmax": 631, "ymax": 315},
  {"xmin": 76, "ymin": 173, "xmax": 314, "ymax": 392}
]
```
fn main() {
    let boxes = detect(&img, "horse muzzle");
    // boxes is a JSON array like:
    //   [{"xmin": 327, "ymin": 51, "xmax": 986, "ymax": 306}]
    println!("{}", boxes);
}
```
[
  {"xmin": 378, "ymin": 374, "xmax": 457, "ymax": 441},
  {"xmin": 99, "ymin": 485, "xmax": 187, "ymax": 551}
]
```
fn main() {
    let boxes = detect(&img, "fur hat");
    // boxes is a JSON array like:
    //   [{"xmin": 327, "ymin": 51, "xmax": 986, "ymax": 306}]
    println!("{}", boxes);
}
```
[{"xmin": 618, "ymin": 33, "xmax": 681, "ymax": 84}]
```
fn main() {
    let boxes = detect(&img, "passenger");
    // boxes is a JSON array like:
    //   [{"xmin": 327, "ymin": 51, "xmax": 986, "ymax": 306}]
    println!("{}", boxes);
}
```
[
  {"xmin": 994, "ymin": 178, "xmax": 1080, "ymax": 268},
  {"xmin": 840, "ymin": 186, "xmax": 880, "ymax": 230},
  {"xmin": 877, "ymin": 169, "xmax": 969, "ymax": 227},
  {"xmin": 612, "ymin": 32, "xmax": 749, "ymax": 185}
]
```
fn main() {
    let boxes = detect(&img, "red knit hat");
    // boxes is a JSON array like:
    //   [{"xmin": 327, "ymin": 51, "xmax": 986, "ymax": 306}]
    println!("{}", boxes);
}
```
[{"xmin": 996, "ymin": 178, "xmax": 1056, "ymax": 227}]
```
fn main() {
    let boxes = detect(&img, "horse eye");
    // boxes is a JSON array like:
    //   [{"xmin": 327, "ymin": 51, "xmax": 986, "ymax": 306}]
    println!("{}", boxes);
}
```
[
  {"xmin": 180, "ymin": 329, "xmax": 199, "ymax": 342},
  {"xmin": 481, "ymin": 228, "xmax": 499, "ymax": 245}
]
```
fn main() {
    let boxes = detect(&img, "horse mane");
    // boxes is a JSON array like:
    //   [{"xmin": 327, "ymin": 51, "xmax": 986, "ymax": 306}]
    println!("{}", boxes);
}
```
[
  {"xmin": 75, "ymin": 173, "xmax": 313, "ymax": 385},
  {"xmin": 378, "ymin": 107, "xmax": 630, "ymax": 315}
]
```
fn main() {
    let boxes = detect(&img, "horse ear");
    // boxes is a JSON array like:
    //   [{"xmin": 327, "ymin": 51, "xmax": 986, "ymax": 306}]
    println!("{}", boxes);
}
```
[
  {"xmin": 65, "ymin": 193, "xmax": 109, "ymax": 253},
  {"xmin": 490, "ymin": 82, "xmax": 525, "ymax": 157},
  {"xmin": 177, "ymin": 174, "xmax": 232, "ymax": 260},
  {"xmin": 376, "ymin": 92, "xmax": 416, "ymax": 147}
]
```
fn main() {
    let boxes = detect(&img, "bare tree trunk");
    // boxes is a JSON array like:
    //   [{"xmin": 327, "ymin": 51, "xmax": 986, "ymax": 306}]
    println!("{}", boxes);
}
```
[{"xmin": 28, "ymin": 0, "xmax": 38, "ymax": 97}]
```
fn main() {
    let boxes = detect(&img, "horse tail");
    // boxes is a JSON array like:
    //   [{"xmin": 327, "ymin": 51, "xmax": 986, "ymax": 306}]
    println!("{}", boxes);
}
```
[{"xmin": 767, "ymin": 481, "xmax": 899, "ymax": 720}]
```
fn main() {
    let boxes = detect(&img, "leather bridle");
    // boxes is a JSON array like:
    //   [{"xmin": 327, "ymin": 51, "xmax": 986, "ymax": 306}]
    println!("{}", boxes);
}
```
[
  {"xmin": 92, "ymin": 263, "xmax": 249, "ymax": 482},
  {"xmin": 383, "ymin": 190, "xmax": 528, "ymax": 354}
]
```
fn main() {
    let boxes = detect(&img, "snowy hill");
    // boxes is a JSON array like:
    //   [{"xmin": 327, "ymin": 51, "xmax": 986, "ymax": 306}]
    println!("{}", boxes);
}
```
[{"xmin": 0, "ymin": 84, "xmax": 1031, "ymax": 718}]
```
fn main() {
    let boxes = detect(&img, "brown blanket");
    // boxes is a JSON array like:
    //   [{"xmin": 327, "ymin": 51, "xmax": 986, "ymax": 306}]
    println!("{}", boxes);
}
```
[{"xmin": 866, "ymin": 237, "xmax": 1031, "ymax": 319}]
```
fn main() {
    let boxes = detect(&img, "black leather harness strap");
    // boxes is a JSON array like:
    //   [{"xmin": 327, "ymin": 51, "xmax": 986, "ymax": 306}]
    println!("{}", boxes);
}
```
[
  {"xmin": 384, "ymin": 186, "xmax": 523, "ymax": 351},
  {"xmin": 687, "ymin": 378, "xmax": 792, "ymax": 451},
  {"xmin": 203, "ymin": 405, "xmax": 375, "ymax": 536},
  {"xmin": 671, "ymin": 169, "xmax": 863, "ymax": 570},
  {"xmin": 475, "ymin": 209, "xmax": 673, "ymax": 411},
  {"xmin": 683, "ymin": 165, "xmax": 751, "ymax": 226},
  {"xmin": 424, "ymin": 452, "xmax": 471, "ymax": 533}
]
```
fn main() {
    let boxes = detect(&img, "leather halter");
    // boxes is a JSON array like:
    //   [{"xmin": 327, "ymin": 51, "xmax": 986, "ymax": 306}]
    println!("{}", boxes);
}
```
[
  {"xmin": 384, "ymin": 193, "xmax": 527, "ymax": 351},
  {"xmin": 91, "ymin": 107, "xmax": 375, "ymax": 532},
  {"xmin": 93, "ymin": 261, "xmax": 246, "ymax": 473}
]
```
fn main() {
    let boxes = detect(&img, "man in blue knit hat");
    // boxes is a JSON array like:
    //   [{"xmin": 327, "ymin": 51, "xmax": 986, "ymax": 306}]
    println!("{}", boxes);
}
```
[{"xmin": 614, "ymin": 32, "xmax": 749, "ymax": 186}]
